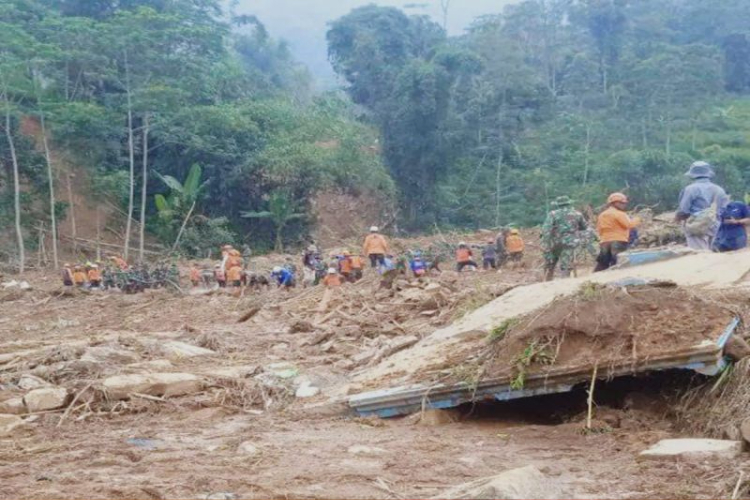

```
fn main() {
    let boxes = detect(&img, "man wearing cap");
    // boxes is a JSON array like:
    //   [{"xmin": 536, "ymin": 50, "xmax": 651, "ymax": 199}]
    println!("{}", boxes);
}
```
[
  {"xmin": 675, "ymin": 161, "xmax": 728, "ymax": 250},
  {"xmin": 362, "ymin": 226, "xmax": 389, "ymax": 268},
  {"xmin": 541, "ymin": 196, "xmax": 590, "ymax": 281},
  {"xmin": 594, "ymin": 193, "xmax": 641, "ymax": 272}
]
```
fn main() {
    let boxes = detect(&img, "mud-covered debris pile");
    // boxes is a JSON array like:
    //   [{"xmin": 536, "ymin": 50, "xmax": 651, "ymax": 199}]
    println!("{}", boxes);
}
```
[
  {"xmin": 476, "ymin": 283, "xmax": 734, "ymax": 381},
  {"xmin": 633, "ymin": 210, "xmax": 685, "ymax": 248}
]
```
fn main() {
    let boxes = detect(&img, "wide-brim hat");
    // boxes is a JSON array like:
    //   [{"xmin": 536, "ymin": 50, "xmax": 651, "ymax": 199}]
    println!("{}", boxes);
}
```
[
  {"xmin": 553, "ymin": 195, "xmax": 573, "ymax": 206},
  {"xmin": 685, "ymin": 161, "xmax": 714, "ymax": 179}
]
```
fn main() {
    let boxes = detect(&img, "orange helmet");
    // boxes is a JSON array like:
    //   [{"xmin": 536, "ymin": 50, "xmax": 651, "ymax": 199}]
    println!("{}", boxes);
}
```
[{"xmin": 607, "ymin": 192, "xmax": 628, "ymax": 204}]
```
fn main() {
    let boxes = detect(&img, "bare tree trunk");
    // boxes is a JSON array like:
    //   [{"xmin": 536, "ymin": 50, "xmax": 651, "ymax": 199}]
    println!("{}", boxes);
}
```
[
  {"xmin": 171, "ymin": 201, "xmax": 196, "ymax": 254},
  {"xmin": 691, "ymin": 118, "xmax": 698, "ymax": 151},
  {"xmin": 66, "ymin": 172, "xmax": 78, "ymax": 256},
  {"xmin": 641, "ymin": 117, "xmax": 648, "ymax": 148},
  {"xmin": 123, "ymin": 49, "xmax": 135, "ymax": 262},
  {"xmin": 96, "ymin": 206, "xmax": 102, "ymax": 262},
  {"xmin": 439, "ymin": 0, "xmax": 450, "ymax": 31},
  {"xmin": 583, "ymin": 123, "xmax": 591, "ymax": 186},
  {"xmin": 3, "ymin": 98, "xmax": 25, "ymax": 273},
  {"xmin": 139, "ymin": 112, "xmax": 150, "ymax": 263},
  {"xmin": 39, "ymin": 107, "xmax": 59, "ymax": 269}
]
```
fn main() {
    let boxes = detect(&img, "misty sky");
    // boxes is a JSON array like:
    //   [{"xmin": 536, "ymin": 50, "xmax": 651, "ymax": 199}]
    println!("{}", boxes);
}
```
[{"xmin": 233, "ymin": 0, "xmax": 516, "ymax": 86}]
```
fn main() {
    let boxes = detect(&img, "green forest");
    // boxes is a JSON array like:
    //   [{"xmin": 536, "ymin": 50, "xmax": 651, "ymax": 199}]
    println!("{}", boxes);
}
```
[{"xmin": 2, "ymin": 0, "xmax": 750, "ymax": 270}]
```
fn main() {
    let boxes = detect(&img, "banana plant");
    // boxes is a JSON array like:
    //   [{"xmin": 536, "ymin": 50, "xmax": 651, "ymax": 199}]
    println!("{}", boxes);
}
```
[
  {"xmin": 241, "ymin": 189, "xmax": 306, "ymax": 252},
  {"xmin": 154, "ymin": 163, "xmax": 208, "ymax": 223}
]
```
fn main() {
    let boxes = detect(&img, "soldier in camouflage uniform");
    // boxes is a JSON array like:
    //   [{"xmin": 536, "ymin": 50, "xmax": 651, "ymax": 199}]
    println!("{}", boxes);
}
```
[{"xmin": 541, "ymin": 196, "xmax": 591, "ymax": 281}]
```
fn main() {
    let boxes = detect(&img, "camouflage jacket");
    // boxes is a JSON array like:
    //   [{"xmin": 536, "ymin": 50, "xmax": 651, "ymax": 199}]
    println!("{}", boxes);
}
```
[{"xmin": 541, "ymin": 207, "xmax": 590, "ymax": 250}]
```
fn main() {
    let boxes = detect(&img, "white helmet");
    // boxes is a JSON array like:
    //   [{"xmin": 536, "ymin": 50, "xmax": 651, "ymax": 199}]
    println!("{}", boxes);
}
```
[
  {"xmin": 272, "ymin": 266, "xmax": 282, "ymax": 273},
  {"xmin": 370, "ymin": 226, "xmax": 379, "ymax": 232},
  {"xmin": 327, "ymin": 267, "xmax": 337, "ymax": 274},
  {"xmin": 459, "ymin": 241, "xmax": 467, "ymax": 246}
]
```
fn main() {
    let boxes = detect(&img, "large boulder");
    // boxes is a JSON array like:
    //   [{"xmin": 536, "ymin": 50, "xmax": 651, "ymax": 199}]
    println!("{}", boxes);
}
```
[
  {"xmin": 103, "ymin": 373, "xmax": 202, "ymax": 400},
  {"xmin": 434, "ymin": 466, "xmax": 565, "ymax": 500},
  {"xmin": 639, "ymin": 439, "xmax": 742, "ymax": 462},
  {"xmin": 23, "ymin": 387, "xmax": 69, "ymax": 412}
]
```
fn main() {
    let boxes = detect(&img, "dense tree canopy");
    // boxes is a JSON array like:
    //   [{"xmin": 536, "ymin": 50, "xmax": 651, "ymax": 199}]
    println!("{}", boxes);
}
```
[
  {"xmin": 0, "ymin": 0, "xmax": 391, "ymax": 263},
  {"xmin": 328, "ymin": 0, "xmax": 750, "ymax": 229}
]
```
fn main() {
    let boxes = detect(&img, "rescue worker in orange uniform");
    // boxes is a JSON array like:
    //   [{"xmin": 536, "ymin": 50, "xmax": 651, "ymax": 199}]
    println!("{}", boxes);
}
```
[
  {"xmin": 362, "ymin": 226, "xmax": 389, "ymax": 268},
  {"xmin": 350, "ymin": 253, "xmax": 364, "ymax": 281},
  {"xmin": 227, "ymin": 264, "xmax": 243, "ymax": 287},
  {"xmin": 109, "ymin": 255, "xmax": 128, "ymax": 270},
  {"xmin": 73, "ymin": 265, "xmax": 87, "ymax": 287},
  {"xmin": 338, "ymin": 251, "xmax": 354, "ymax": 282},
  {"xmin": 190, "ymin": 264, "xmax": 201, "ymax": 288},
  {"xmin": 87, "ymin": 264, "xmax": 102, "ymax": 288},
  {"xmin": 323, "ymin": 267, "xmax": 343, "ymax": 287},
  {"xmin": 505, "ymin": 229, "xmax": 526, "ymax": 266},
  {"xmin": 595, "ymin": 192, "xmax": 641, "ymax": 272},
  {"xmin": 455, "ymin": 242, "xmax": 478, "ymax": 272}
]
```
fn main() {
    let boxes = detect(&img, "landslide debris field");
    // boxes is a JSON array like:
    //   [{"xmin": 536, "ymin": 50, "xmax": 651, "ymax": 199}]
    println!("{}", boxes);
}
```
[{"xmin": 3, "ymin": 244, "xmax": 750, "ymax": 498}]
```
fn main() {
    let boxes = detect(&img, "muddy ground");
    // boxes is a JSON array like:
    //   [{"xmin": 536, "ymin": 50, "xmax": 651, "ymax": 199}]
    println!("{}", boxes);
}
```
[{"xmin": 2, "ymin": 261, "xmax": 749, "ymax": 499}]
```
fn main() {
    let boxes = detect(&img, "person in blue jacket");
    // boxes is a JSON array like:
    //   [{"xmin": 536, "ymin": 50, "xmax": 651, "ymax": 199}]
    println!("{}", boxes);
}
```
[
  {"xmin": 409, "ymin": 251, "xmax": 427, "ymax": 277},
  {"xmin": 714, "ymin": 200, "xmax": 750, "ymax": 252},
  {"xmin": 271, "ymin": 266, "xmax": 296, "ymax": 289}
]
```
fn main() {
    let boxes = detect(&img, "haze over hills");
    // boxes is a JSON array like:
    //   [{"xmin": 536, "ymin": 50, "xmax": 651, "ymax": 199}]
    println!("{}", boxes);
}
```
[{"xmin": 232, "ymin": 0, "xmax": 516, "ymax": 86}]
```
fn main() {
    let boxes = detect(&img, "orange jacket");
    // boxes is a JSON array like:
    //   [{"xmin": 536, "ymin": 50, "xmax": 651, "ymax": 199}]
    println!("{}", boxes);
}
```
[
  {"xmin": 112, "ymin": 257, "xmax": 128, "ymax": 270},
  {"xmin": 190, "ymin": 268, "xmax": 201, "ymax": 281},
  {"xmin": 340, "ymin": 257, "xmax": 353, "ymax": 274},
  {"xmin": 506, "ymin": 235, "xmax": 525, "ymax": 254},
  {"xmin": 456, "ymin": 248, "xmax": 473, "ymax": 263},
  {"xmin": 323, "ymin": 274, "xmax": 342, "ymax": 287},
  {"xmin": 363, "ymin": 234, "xmax": 389, "ymax": 256},
  {"xmin": 350, "ymin": 255, "xmax": 363, "ymax": 269},
  {"xmin": 227, "ymin": 266, "xmax": 242, "ymax": 282},
  {"xmin": 226, "ymin": 249, "xmax": 243, "ymax": 269},
  {"xmin": 73, "ymin": 271, "xmax": 87, "ymax": 284},
  {"xmin": 597, "ymin": 207, "xmax": 640, "ymax": 243},
  {"xmin": 87, "ymin": 269, "xmax": 101, "ymax": 281}
]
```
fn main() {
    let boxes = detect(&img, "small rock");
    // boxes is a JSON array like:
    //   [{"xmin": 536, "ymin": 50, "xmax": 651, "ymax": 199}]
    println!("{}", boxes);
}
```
[
  {"xmin": 271, "ymin": 343, "xmax": 289, "ymax": 352},
  {"xmin": 0, "ymin": 397, "xmax": 26, "ymax": 415},
  {"xmin": 434, "ymin": 465, "xmax": 564, "ymax": 499},
  {"xmin": 320, "ymin": 341, "xmax": 335, "ymax": 353},
  {"xmin": 237, "ymin": 441, "xmax": 260, "ymax": 456},
  {"xmin": 347, "ymin": 445, "xmax": 387, "ymax": 455},
  {"xmin": 0, "ymin": 414, "xmax": 25, "ymax": 436},
  {"xmin": 418, "ymin": 409, "xmax": 460, "ymax": 426},
  {"xmin": 295, "ymin": 381, "xmax": 320, "ymax": 398},
  {"xmin": 17, "ymin": 374, "xmax": 51, "ymax": 391},
  {"xmin": 103, "ymin": 373, "xmax": 202, "ymax": 400},
  {"xmin": 202, "ymin": 493, "xmax": 237, "ymax": 500},
  {"xmin": 160, "ymin": 341, "xmax": 215, "ymax": 359},
  {"xmin": 639, "ymin": 439, "xmax": 742, "ymax": 462},
  {"xmin": 81, "ymin": 346, "xmax": 139, "ymax": 365},
  {"xmin": 24, "ymin": 387, "xmax": 69, "ymax": 412},
  {"xmin": 726, "ymin": 335, "xmax": 750, "ymax": 361}
]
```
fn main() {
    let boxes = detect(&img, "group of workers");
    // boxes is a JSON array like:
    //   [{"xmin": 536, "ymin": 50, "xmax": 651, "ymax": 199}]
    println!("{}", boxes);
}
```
[
  {"xmin": 540, "ymin": 160, "xmax": 749, "ymax": 280},
  {"xmin": 61, "ymin": 255, "xmax": 128, "ymax": 288}
]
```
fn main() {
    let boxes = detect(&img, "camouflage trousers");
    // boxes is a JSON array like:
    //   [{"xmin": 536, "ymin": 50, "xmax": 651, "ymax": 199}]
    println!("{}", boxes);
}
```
[{"xmin": 543, "ymin": 245, "xmax": 578, "ymax": 280}]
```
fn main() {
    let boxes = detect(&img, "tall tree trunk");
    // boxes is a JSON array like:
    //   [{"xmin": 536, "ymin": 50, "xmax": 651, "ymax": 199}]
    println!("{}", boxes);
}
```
[
  {"xmin": 66, "ymin": 172, "xmax": 77, "ymax": 256},
  {"xmin": 139, "ymin": 112, "xmax": 150, "ymax": 263},
  {"xmin": 583, "ymin": 123, "xmax": 591, "ymax": 186},
  {"xmin": 4, "ymin": 98, "xmax": 25, "ymax": 273},
  {"xmin": 123, "ymin": 49, "xmax": 135, "ymax": 262},
  {"xmin": 96, "ymin": 206, "xmax": 102, "ymax": 262},
  {"xmin": 39, "ymin": 107, "xmax": 59, "ymax": 269},
  {"xmin": 275, "ymin": 223, "xmax": 285, "ymax": 253},
  {"xmin": 641, "ymin": 117, "xmax": 648, "ymax": 148}
]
